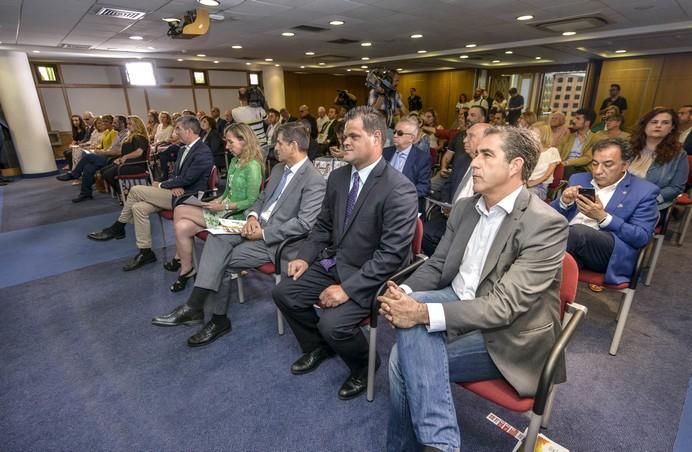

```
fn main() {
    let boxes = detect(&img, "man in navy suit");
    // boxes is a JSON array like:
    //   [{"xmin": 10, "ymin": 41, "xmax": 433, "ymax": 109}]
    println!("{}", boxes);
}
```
[
  {"xmin": 552, "ymin": 137, "xmax": 659, "ymax": 285},
  {"xmin": 383, "ymin": 118, "xmax": 432, "ymax": 212},
  {"xmin": 87, "ymin": 116, "xmax": 214, "ymax": 271},
  {"xmin": 273, "ymin": 106, "xmax": 419, "ymax": 400}
]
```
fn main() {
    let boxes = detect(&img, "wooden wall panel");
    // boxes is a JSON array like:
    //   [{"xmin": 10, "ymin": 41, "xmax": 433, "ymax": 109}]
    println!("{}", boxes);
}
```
[
  {"xmin": 283, "ymin": 73, "xmax": 369, "ymax": 117},
  {"xmin": 654, "ymin": 54, "xmax": 692, "ymax": 110},
  {"xmin": 398, "ymin": 70, "xmax": 475, "ymax": 127}
]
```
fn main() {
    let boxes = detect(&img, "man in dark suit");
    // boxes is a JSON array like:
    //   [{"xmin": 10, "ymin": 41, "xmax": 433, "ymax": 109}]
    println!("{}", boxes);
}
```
[
  {"xmin": 211, "ymin": 106, "xmax": 227, "ymax": 135},
  {"xmin": 87, "ymin": 116, "xmax": 213, "ymax": 271},
  {"xmin": 378, "ymin": 126, "xmax": 569, "ymax": 451},
  {"xmin": 383, "ymin": 117, "xmax": 432, "ymax": 212},
  {"xmin": 552, "ymin": 138, "xmax": 659, "ymax": 285},
  {"xmin": 273, "ymin": 106, "xmax": 419, "ymax": 400},
  {"xmin": 299, "ymin": 105, "xmax": 319, "ymax": 139},
  {"xmin": 152, "ymin": 123, "xmax": 326, "ymax": 347}
]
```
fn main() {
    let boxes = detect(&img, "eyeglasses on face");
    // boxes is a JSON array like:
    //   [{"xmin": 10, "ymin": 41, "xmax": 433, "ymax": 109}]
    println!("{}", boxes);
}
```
[{"xmin": 394, "ymin": 130, "xmax": 414, "ymax": 136}]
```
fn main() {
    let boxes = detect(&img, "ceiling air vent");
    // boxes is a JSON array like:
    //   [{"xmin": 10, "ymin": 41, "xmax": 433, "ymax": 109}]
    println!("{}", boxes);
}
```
[
  {"xmin": 292, "ymin": 25, "xmax": 329, "ymax": 32},
  {"xmin": 535, "ymin": 16, "xmax": 608, "ymax": 34},
  {"xmin": 95, "ymin": 7, "xmax": 146, "ymax": 20},
  {"xmin": 315, "ymin": 54, "xmax": 351, "ymax": 62},
  {"xmin": 61, "ymin": 43, "xmax": 92, "ymax": 49},
  {"xmin": 328, "ymin": 38, "xmax": 359, "ymax": 45}
]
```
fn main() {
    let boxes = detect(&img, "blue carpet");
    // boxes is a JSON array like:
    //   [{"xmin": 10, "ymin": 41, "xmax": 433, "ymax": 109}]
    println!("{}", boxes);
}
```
[{"xmin": 675, "ymin": 378, "xmax": 692, "ymax": 452}]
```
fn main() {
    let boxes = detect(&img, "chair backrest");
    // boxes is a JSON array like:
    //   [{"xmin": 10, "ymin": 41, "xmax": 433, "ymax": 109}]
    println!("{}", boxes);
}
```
[
  {"xmin": 560, "ymin": 253, "xmax": 579, "ymax": 318},
  {"xmin": 412, "ymin": 217, "xmax": 424, "ymax": 255},
  {"xmin": 548, "ymin": 163, "xmax": 565, "ymax": 189},
  {"xmin": 687, "ymin": 156, "xmax": 692, "ymax": 187},
  {"xmin": 209, "ymin": 165, "xmax": 218, "ymax": 191}
]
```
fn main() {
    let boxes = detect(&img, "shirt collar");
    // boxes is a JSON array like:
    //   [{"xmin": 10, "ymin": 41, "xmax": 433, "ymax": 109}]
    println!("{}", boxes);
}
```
[
  {"xmin": 185, "ymin": 137, "xmax": 201, "ymax": 149},
  {"xmin": 591, "ymin": 172, "xmax": 627, "ymax": 191},
  {"xmin": 396, "ymin": 144, "xmax": 412, "ymax": 156},
  {"xmin": 476, "ymin": 185, "xmax": 523, "ymax": 216},
  {"xmin": 287, "ymin": 156, "xmax": 309, "ymax": 174},
  {"xmin": 351, "ymin": 156, "xmax": 382, "ymax": 185}
]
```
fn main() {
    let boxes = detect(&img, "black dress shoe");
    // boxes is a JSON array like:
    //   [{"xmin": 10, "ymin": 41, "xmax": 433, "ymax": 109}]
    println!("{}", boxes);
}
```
[
  {"xmin": 122, "ymin": 249, "xmax": 157, "ymax": 271},
  {"xmin": 187, "ymin": 319, "xmax": 231, "ymax": 347},
  {"xmin": 87, "ymin": 227, "xmax": 125, "ymax": 241},
  {"xmin": 170, "ymin": 268, "xmax": 196, "ymax": 292},
  {"xmin": 338, "ymin": 356, "xmax": 380, "ymax": 401},
  {"xmin": 151, "ymin": 304, "xmax": 203, "ymax": 327},
  {"xmin": 56, "ymin": 173, "xmax": 76, "ymax": 181},
  {"xmin": 290, "ymin": 347, "xmax": 335, "ymax": 375},
  {"xmin": 163, "ymin": 258, "xmax": 181, "ymax": 272},
  {"xmin": 72, "ymin": 193, "xmax": 93, "ymax": 203}
]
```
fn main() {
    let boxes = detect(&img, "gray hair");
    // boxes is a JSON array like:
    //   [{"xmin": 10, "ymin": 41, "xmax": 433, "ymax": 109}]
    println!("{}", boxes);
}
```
[
  {"xmin": 592, "ymin": 137, "xmax": 636, "ymax": 163},
  {"xmin": 397, "ymin": 117, "xmax": 420, "ymax": 134},
  {"xmin": 175, "ymin": 115, "xmax": 202, "ymax": 135},
  {"xmin": 277, "ymin": 122, "xmax": 309, "ymax": 153},
  {"xmin": 483, "ymin": 126, "xmax": 540, "ymax": 182},
  {"xmin": 344, "ymin": 106, "xmax": 387, "ymax": 141}
]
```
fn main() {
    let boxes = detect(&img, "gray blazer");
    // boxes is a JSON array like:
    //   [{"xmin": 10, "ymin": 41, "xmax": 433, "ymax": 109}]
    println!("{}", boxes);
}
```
[
  {"xmin": 249, "ymin": 158, "xmax": 326, "ymax": 260},
  {"xmin": 404, "ymin": 188, "xmax": 569, "ymax": 397}
]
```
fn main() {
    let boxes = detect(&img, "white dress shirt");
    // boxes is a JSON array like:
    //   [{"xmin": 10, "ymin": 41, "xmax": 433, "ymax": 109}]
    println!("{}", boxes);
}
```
[
  {"xmin": 391, "ymin": 145, "xmax": 412, "ymax": 172},
  {"xmin": 559, "ymin": 173, "xmax": 626, "ymax": 230},
  {"xmin": 455, "ymin": 167, "xmax": 475, "ymax": 202},
  {"xmin": 349, "ymin": 157, "xmax": 381, "ymax": 200},
  {"xmin": 178, "ymin": 137, "xmax": 200, "ymax": 167}
]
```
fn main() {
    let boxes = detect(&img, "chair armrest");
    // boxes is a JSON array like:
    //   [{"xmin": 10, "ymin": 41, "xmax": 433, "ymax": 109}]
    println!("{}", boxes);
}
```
[
  {"xmin": 369, "ymin": 255, "xmax": 429, "ymax": 328},
  {"xmin": 533, "ymin": 301, "xmax": 587, "ymax": 416},
  {"xmin": 273, "ymin": 232, "xmax": 310, "ymax": 275}
]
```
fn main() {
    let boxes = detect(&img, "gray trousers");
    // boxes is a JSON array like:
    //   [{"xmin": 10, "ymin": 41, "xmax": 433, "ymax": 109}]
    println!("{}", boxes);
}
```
[{"xmin": 194, "ymin": 233, "xmax": 273, "ymax": 316}]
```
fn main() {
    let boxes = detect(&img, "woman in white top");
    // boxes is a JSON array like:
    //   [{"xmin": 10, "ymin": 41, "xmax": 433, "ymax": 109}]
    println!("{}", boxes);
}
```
[
  {"xmin": 153, "ymin": 111, "xmax": 174, "ymax": 145},
  {"xmin": 527, "ymin": 123, "xmax": 562, "ymax": 200},
  {"xmin": 420, "ymin": 108, "xmax": 445, "ymax": 150}
]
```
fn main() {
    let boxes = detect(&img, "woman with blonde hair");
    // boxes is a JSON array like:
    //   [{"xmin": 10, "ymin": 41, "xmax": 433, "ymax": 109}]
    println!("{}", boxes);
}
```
[
  {"xmin": 146, "ymin": 110, "xmax": 159, "ymax": 143},
  {"xmin": 527, "ymin": 123, "xmax": 561, "ymax": 199},
  {"xmin": 517, "ymin": 111, "xmax": 538, "ymax": 129},
  {"xmin": 166, "ymin": 123, "xmax": 264, "ymax": 292},
  {"xmin": 101, "ymin": 115, "xmax": 150, "ymax": 199}
]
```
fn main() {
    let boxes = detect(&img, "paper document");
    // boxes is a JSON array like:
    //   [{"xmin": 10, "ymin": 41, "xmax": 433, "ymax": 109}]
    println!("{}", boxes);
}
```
[
  {"xmin": 183, "ymin": 196, "xmax": 205, "ymax": 207},
  {"xmin": 207, "ymin": 219, "xmax": 247, "ymax": 235}
]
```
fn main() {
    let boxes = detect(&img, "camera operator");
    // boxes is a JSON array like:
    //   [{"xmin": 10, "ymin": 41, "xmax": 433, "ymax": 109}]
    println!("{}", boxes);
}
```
[{"xmin": 367, "ymin": 69, "xmax": 408, "ymax": 129}]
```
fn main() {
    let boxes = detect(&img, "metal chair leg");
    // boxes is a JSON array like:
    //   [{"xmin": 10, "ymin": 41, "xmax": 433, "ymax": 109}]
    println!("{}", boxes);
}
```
[
  {"xmin": 610, "ymin": 288, "xmax": 634, "ymax": 355},
  {"xmin": 677, "ymin": 207, "xmax": 692, "ymax": 246},
  {"xmin": 644, "ymin": 234, "xmax": 663, "ymax": 286},
  {"xmin": 366, "ymin": 325, "xmax": 378, "ymax": 402},
  {"xmin": 274, "ymin": 274, "xmax": 284, "ymax": 335},
  {"xmin": 524, "ymin": 414, "xmax": 543, "ymax": 452},
  {"xmin": 541, "ymin": 386, "xmax": 556, "ymax": 428},
  {"xmin": 233, "ymin": 273, "xmax": 244, "ymax": 304}
]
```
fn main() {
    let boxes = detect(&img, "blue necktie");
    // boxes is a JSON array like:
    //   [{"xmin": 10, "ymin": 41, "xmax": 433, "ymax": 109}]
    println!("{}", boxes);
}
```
[
  {"xmin": 394, "ymin": 152, "xmax": 406, "ymax": 171},
  {"xmin": 264, "ymin": 167, "xmax": 291, "ymax": 209},
  {"xmin": 320, "ymin": 172, "xmax": 361, "ymax": 272}
]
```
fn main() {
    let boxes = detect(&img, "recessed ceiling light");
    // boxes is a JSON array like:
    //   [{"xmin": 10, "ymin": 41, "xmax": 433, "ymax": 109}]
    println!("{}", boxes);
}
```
[
  {"xmin": 245, "ymin": 62, "xmax": 251, "ymax": 65},
  {"xmin": 197, "ymin": 0, "xmax": 220, "ymax": 6},
  {"xmin": 281, "ymin": 32, "xmax": 295, "ymax": 37},
  {"xmin": 319, "ymin": 62, "xmax": 326, "ymax": 65},
  {"xmin": 361, "ymin": 65, "xmax": 368, "ymax": 69},
  {"xmin": 346, "ymin": 68, "xmax": 352, "ymax": 71},
  {"xmin": 417, "ymin": 50, "xmax": 427, "ymax": 54},
  {"xmin": 329, "ymin": 20, "xmax": 344, "ymax": 25},
  {"xmin": 265, "ymin": 58, "xmax": 273, "ymax": 61},
  {"xmin": 410, "ymin": 34, "xmax": 423, "ymax": 39},
  {"xmin": 465, "ymin": 43, "xmax": 477, "ymax": 48},
  {"xmin": 197, "ymin": 54, "xmax": 206, "ymax": 57},
  {"xmin": 129, "ymin": 36, "xmax": 143, "ymax": 40},
  {"xmin": 397, "ymin": 68, "xmax": 403, "ymax": 71},
  {"xmin": 275, "ymin": 64, "xmax": 280, "ymax": 67},
  {"xmin": 361, "ymin": 57, "xmax": 370, "ymax": 61},
  {"xmin": 492, "ymin": 60, "xmax": 501, "ymax": 63},
  {"xmin": 300, "ymin": 65, "xmax": 305, "ymax": 68},
  {"xmin": 459, "ymin": 55, "xmax": 469, "ymax": 59},
  {"xmin": 535, "ymin": 56, "xmax": 542, "ymax": 60},
  {"xmin": 163, "ymin": 17, "xmax": 179, "ymax": 23},
  {"xmin": 32, "ymin": 50, "xmax": 40, "ymax": 53},
  {"xmin": 505, "ymin": 50, "xmax": 513, "ymax": 54},
  {"xmin": 516, "ymin": 15, "xmax": 534, "ymax": 21},
  {"xmin": 231, "ymin": 45, "xmax": 242, "ymax": 49},
  {"xmin": 305, "ymin": 51, "xmax": 315, "ymax": 56},
  {"xmin": 213, "ymin": 60, "xmax": 219, "ymax": 64},
  {"xmin": 361, "ymin": 42, "xmax": 372, "ymax": 47},
  {"xmin": 615, "ymin": 49, "xmax": 627, "ymax": 53},
  {"xmin": 147, "ymin": 46, "xmax": 155, "ymax": 50},
  {"xmin": 562, "ymin": 31, "xmax": 577, "ymax": 36},
  {"xmin": 177, "ymin": 58, "xmax": 184, "ymax": 62}
]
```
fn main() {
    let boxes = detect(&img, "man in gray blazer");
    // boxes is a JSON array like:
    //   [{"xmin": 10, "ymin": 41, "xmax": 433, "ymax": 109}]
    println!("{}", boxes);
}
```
[
  {"xmin": 378, "ymin": 126, "xmax": 569, "ymax": 452},
  {"xmin": 152, "ymin": 123, "xmax": 326, "ymax": 347}
]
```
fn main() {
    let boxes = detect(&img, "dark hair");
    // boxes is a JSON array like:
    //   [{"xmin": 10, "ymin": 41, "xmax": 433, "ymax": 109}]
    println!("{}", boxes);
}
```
[
  {"xmin": 494, "ymin": 91, "xmax": 504, "ymax": 101},
  {"xmin": 494, "ymin": 110, "xmax": 506, "ymax": 119},
  {"xmin": 114, "ymin": 115, "xmax": 127, "ymax": 128},
  {"xmin": 176, "ymin": 115, "xmax": 202, "ymax": 135},
  {"xmin": 575, "ymin": 108, "xmax": 596, "ymax": 126},
  {"xmin": 509, "ymin": 87, "xmax": 517, "ymax": 95},
  {"xmin": 277, "ymin": 122, "xmax": 310, "ymax": 152},
  {"xmin": 592, "ymin": 137, "xmax": 636, "ymax": 163},
  {"xmin": 100, "ymin": 114, "xmax": 114, "ymax": 125},
  {"xmin": 147, "ymin": 110, "xmax": 159, "ymax": 124},
  {"xmin": 469, "ymin": 105, "xmax": 488, "ymax": 122},
  {"xmin": 202, "ymin": 115, "xmax": 217, "ymax": 131},
  {"xmin": 459, "ymin": 93, "xmax": 468, "ymax": 102},
  {"xmin": 238, "ymin": 87, "xmax": 248, "ymax": 102},
  {"xmin": 610, "ymin": 84, "xmax": 621, "ymax": 91},
  {"xmin": 267, "ymin": 108, "xmax": 280, "ymax": 116},
  {"xmin": 70, "ymin": 114, "xmax": 85, "ymax": 135},
  {"xmin": 483, "ymin": 126, "xmax": 540, "ymax": 182},
  {"xmin": 333, "ymin": 120, "xmax": 345, "ymax": 144},
  {"xmin": 630, "ymin": 107, "xmax": 681, "ymax": 164},
  {"xmin": 344, "ymin": 106, "xmax": 387, "ymax": 141}
]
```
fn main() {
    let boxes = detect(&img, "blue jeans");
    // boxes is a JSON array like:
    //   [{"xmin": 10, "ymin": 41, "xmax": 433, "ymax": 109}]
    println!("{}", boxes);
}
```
[
  {"xmin": 386, "ymin": 287, "xmax": 502, "ymax": 452},
  {"xmin": 72, "ymin": 153, "xmax": 110, "ymax": 196}
]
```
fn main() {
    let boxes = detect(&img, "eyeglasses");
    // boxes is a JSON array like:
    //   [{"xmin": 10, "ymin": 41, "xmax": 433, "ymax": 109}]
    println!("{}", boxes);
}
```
[{"xmin": 394, "ymin": 130, "xmax": 414, "ymax": 136}]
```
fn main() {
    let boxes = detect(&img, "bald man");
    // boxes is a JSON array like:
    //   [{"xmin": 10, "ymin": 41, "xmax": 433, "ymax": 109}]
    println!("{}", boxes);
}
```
[{"xmin": 299, "ymin": 105, "xmax": 318, "ymax": 139}]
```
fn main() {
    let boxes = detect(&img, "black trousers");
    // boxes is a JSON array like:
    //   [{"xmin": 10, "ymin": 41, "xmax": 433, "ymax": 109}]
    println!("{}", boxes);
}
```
[
  {"xmin": 102, "ymin": 162, "xmax": 148, "ymax": 194},
  {"xmin": 157, "ymin": 144, "xmax": 179, "ymax": 181},
  {"xmin": 422, "ymin": 209, "xmax": 447, "ymax": 256},
  {"xmin": 273, "ymin": 261, "xmax": 371, "ymax": 373},
  {"xmin": 567, "ymin": 224, "xmax": 614, "ymax": 273}
]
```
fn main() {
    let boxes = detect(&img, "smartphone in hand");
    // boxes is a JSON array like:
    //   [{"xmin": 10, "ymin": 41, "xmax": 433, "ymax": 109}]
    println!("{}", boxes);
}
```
[{"xmin": 578, "ymin": 187, "xmax": 596, "ymax": 202}]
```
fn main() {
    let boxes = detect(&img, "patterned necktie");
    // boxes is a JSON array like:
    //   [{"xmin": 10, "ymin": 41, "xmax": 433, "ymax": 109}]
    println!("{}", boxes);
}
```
[
  {"xmin": 394, "ymin": 151, "xmax": 406, "ymax": 171},
  {"xmin": 320, "ymin": 172, "xmax": 361, "ymax": 272},
  {"xmin": 264, "ymin": 167, "xmax": 291, "ymax": 209}
]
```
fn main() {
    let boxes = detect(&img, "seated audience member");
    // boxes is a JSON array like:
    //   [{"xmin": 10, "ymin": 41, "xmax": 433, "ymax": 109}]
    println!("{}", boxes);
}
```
[
  {"xmin": 166, "ymin": 123, "xmax": 264, "ymax": 292},
  {"xmin": 628, "ymin": 107, "xmax": 689, "ymax": 210},
  {"xmin": 517, "ymin": 111, "xmax": 537, "ymax": 129},
  {"xmin": 101, "ymin": 115, "xmax": 150, "ymax": 198},
  {"xmin": 211, "ymin": 106, "xmax": 227, "ymax": 135},
  {"xmin": 491, "ymin": 91, "xmax": 507, "ymax": 113},
  {"xmin": 491, "ymin": 110, "xmax": 506, "ymax": 126},
  {"xmin": 79, "ymin": 111, "xmax": 96, "ymax": 144},
  {"xmin": 599, "ymin": 112, "xmax": 630, "ymax": 140},
  {"xmin": 87, "ymin": 116, "xmax": 213, "ymax": 271},
  {"xmin": 316, "ymin": 106, "xmax": 339, "ymax": 150},
  {"xmin": 146, "ymin": 110, "xmax": 159, "ymax": 143},
  {"xmin": 455, "ymin": 93, "xmax": 470, "ymax": 113},
  {"xmin": 299, "ymin": 105, "xmax": 319, "ymax": 140},
  {"xmin": 265, "ymin": 108, "xmax": 281, "ymax": 146},
  {"xmin": 469, "ymin": 88, "xmax": 489, "ymax": 111},
  {"xmin": 233, "ymin": 87, "xmax": 267, "ymax": 145},
  {"xmin": 152, "ymin": 123, "xmax": 326, "ymax": 347},
  {"xmin": 200, "ymin": 115, "xmax": 225, "ymax": 171},
  {"xmin": 560, "ymin": 108, "xmax": 599, "ymax": 178},
  {"xmin": 552, "ymin": 138, "xmax": 659, "ymax": 284},
  {"xmin": 316, "ymin": 106, "xmax": 329, "ymax": 134},
  {"xmin": 592, "ymin": 104, "xmax": 621, "ymax": 133},
  {"xmin": 272, "ymin": 106, "xmax": 419, "ymax": 400},
  {"xmin": 420, "ymin": 108, "xmax": 445, "ymax": 152},
  {"xmin": 327, "ymin": 119, "xmax": 346, "ymax": 160},
  {"xmin": 64, "ymin": 114, "xmax": 87, "ymax": 171},
  {"xmin": 527, "ymin": 123, "xmax": 562, "ymax": 199},
  {"xmin": 300, "ymin": 119, "xmax": 322, "ymax": 161},
  {"xmin": 423, "ymin": 123, "xmax": 490, "ymax": 256},
  {"xmin": 379, "ymin": 126, "xmax": 568, "ymax": 452},
  {"xmin": 153, "ymin": 111, "xmax": 174, "ymax": 147},
  {"xmin": 153, "ymin": 112, "xmax": 188, "ymax": 181},
  {"xmin": 223, "ymin": 109, "xmax": 233, "ymax": 126},
  {"xmin": 549, "ymin": 111, "xmax": 570, "ymax": 148},
  {"xmin": 384, "ymin": 117, "xmax": 432, "ymax": 212},
  {"xmin": 678, "ymin": 104, "xmax": 692, "ymax": 154},
  {"xmin": 280, "ymin": 108, "xmax": 298, "ymax": 124}
]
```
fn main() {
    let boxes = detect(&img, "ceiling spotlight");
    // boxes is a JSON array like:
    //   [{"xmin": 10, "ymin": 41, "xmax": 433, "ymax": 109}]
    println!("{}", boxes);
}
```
[
  {"xmin": 516, "ymin": 15, "xmax": 534, "ymax": 21},
  {"xmin": 305, "ymin": 51, "xmax": 315, "ymax": 55},
  {"xmin": 562, "ymin": 31, "xmax": 576, "ymax": 36},
  {"xmin": 197, "ymin": 0, "xmax": 220, "ymax": 6},
  {"xmin": 213, "ymin": 60, "xmax": 219, "ymax": 63},
  {"xmin": 361, "ymin": 57, "xmax": 370, "ymax": 60},
  {"xmin": 147, "ymin": 46, "xmax": 155, "ymax": 50},
  {"xmin": 417, "ymin": 50, "xmax": 427, "ymax": 54},
  {"xmin": 129, "ymin": 36, "xmax": 143, "ymax": 40},
  {"xmin": 346, "ymin": 69, "xmax": 352, "ymax": 71},
  {"xmin": 281, "ymin": 32, "xmax": 295, "ymax": 37},
  {"xmin": 410, "ymin": 34, "xmax": 423, "ymax": 39},
  {"xmin": 361, "ymin": 65, "xmax": 368, "ymax": 69},
  {"xmin": 300, "ymin": 65, "xmax": 305, "ymax": 68},
  {"xmin": 615, "ymin": 49, "xmax": 627, "ymax": 53},
  {"xmin": 535, "ymin": 56, "xmax": 542, "ymax": 59},
  {"xmin": 197, "ymin": 54, "xmax": 206, "ymax": 57},
  {"xmin": 505, "ymin": 50, "xmax": 513, "ymax": 54},
  {"xmin": 275, "ymin": 64, "xmax": 280, "ymax": 67},
  {"xmin": 319, "ymin": 62, "xmax": 326, "ymax": 65},
  {"xmin": 177, "ymin": 58, "xmax": 184, "ymax": 62},
  {"xmin": 361, "ymin": 42, "xmax": 372, "ymax": 47},
  {"xmin": 231, "ymin": 45, "xmax": 242, "ymax": 49},
  {"xmin": 465, "ymin": 43, "xmax": 477, "ymax": 48},
  {"xmin": 459, "ymin": 55, "xmax": 469, "ymax": 59},
  {"xmin": 329, "ymin": 20, "xmax": 344, "ymax": 25},
  {"xmin": 492, "ymin": 60, "xmax": 501, "ymax": 63},
  {"xmin": 245, "ymin": 62, "xmax": 251, "ymax": 65},
  {"xmin": 397, "ymin": 68, "xmax": 403, "ymax": 71},
  {"xmin": 265, "ymin": 58, "xmax": 273, "ymax": 62},
  {"xmin": 32, "ymin": 50, "xmax": 40, "ymax": 53}
]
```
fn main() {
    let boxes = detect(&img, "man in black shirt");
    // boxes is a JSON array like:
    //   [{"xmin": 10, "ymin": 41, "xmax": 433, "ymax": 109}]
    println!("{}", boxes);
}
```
[
  {"xmin": 408, "ymin": 88, "xmax": 423, "ymax": 112},
  {"xmin": 600, "ymin": 84, "xmax": 628, "ymax": 116}
]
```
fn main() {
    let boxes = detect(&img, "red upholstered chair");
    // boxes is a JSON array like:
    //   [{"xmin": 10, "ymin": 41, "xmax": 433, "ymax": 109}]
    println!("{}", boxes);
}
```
[
  {"xmin": 545, "ymin": 163, "xmax": 566, "ymax": 202},
  {"xmin": 113, "ymin": 162, "xmax": 154, "ymax": 204},
  {"xmin": 578, "ymin": 243, "xmax": 649, "ymax": 355},
  {"xmin": 366, "ymin": 217, "xmax": 426, "ymax": 401},
  {"xmin": 457, "ymin": 252, "xmax": 587, "ymax": 452}
]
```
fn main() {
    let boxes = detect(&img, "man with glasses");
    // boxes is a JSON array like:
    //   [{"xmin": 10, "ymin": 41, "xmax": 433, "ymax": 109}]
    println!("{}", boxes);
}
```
[{"xmin": 383, "ymin": 117, "xmax": 432, "ymax": 212}]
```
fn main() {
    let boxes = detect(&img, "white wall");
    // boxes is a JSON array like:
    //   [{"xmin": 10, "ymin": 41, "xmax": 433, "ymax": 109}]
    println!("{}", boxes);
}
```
[
  {"xmin": 66, "ymin": 88, "xmax": 128, "ymax": 119},
  {"xmin": 40, "ymin": 87, "xmax": 70, "ymax": 130}
]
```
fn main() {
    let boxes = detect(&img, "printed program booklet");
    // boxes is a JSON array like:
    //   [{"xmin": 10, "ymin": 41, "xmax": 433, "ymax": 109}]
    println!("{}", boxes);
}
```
[
  {"xmin": 206, "ymin": 219, "xmax": 246, "ymax": 235},
  {"xmin": 486, "ymin": 413, "xmax": 569, "ymax": 452}
]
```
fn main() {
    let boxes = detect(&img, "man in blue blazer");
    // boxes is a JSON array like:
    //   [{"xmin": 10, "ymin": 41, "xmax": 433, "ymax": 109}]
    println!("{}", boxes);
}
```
[
  {"xmin": 552, "ymin": 137, "xmax": 659, "ymax": 285},
  {"xmin": 383, "ymin": 117, "xmax": 432, "ymax": 212},
  {"xmin": 88, "ymin": 116, "xmax": 214, "ymax": 271}
]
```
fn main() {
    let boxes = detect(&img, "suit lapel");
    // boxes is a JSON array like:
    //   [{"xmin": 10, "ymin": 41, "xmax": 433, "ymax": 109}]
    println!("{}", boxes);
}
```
[
  {"xmin": 178, "ymin": 140, "xmax": 198, "ymax": 172},
  {"xmin": 260, "ymin": 164, "xmax": 284, "ymax": 211},
  {"xmin": 443, "ymin": 197, "xmax": 481, "ymax": 281},
  {"xmin": 605, "ymin": 172, "xmax": 631, "ymax": 213},
  {"xmin": 452, "ymin": 168, "xmax": 473, "ymax": 201},
  {"xmin": 339, "ymin": 159, "xmax": 386, "ymax": 242},
  {"xmin": 401, "ymin": 148, "xmax": 414, "ymax": 178},
  {"xmin": 269, "ymin": 162, "xmax": 304, "ymax": 218}
]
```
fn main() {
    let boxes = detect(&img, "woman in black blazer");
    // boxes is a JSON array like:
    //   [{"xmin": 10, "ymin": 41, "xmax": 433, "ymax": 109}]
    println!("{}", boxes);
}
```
[{"xmin": 201, "ymin": 115, "xmax": 226, "ymax": 172}]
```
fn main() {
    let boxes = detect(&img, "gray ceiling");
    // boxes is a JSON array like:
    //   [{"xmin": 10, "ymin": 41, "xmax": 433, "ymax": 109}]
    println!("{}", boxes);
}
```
[{"xmin": 1, "ymin": 0, "xmax": 691, "ymax": 73}]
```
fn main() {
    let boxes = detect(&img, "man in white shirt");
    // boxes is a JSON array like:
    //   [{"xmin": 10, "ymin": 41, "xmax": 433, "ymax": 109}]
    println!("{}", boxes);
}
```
[
  {"xmin": 316, "ymin": 106, "xmax": 328, "ymax": 135},
  {"xmin": 232, "ymin": 87, "xmax": 267, "ymax": 145},
  {"xmin": 378, "ymin": 126, "xmax": 569, "ymax": 452}
]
